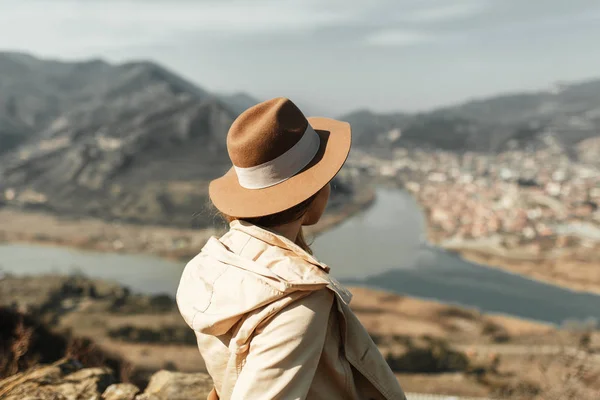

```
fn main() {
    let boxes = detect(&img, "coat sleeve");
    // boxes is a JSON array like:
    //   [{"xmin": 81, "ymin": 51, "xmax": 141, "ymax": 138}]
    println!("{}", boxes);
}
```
[{"xmin": 230, "ymin": 289, "xmax": 335, "ymax": 400}]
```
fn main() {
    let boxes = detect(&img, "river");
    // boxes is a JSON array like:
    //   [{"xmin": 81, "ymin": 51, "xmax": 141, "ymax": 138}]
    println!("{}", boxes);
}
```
[{"xmin": 1, "ymin": 188, "xmax": 599, "ymax": 325}]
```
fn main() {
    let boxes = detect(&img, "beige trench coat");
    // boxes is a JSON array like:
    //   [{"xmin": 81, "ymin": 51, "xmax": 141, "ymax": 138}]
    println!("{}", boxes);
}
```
[{"xmin": 177, "ymin": 220, "xmax": 406, "ymax": 400}]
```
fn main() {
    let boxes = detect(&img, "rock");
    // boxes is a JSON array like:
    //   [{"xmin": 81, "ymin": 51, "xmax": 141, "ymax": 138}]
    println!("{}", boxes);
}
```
[
  {"xmin": 103, "ymin": 383, "xmax": 140, "ymax": 400},
  {"xmin": 140, "ymin": 370, "xmax": 213, "ymax": 400},
  {"xmin": 54, "ymin": 367, "xmax": 115, "ymax": 399},
  {"xmin": 134, "ymin": 395, "xmax": 161, "ymax": 400},
  {"xmin": 0, "ymin": 358, "xmax": 116, "ymax": 400}
]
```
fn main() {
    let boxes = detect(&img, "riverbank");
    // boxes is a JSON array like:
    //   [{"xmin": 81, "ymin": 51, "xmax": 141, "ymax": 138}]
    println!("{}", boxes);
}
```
[
  {"xmin": 5, "ymin": 187, "xmax": 600, "ymax": 324},
  {"xmin": 450, "ymin": 246, "xmax": 600, "ymax": 296},
  {"xmin": 0, "ymin": 185, "xmax": 375, "ymax": 262},
  {"xmin": 422, "ymin": 215, "xmax": 600, "ymax": 296},
  {"xmin": 348, "ymin": 147, "xmax": 600, "ymax": 295},
  {"xmin": 2, "ymin": 274, "xmax": 598, "ymax": 399},
  {"xmin": 404, "ymin": 185, "xmax": 600, "ymax": 296}
]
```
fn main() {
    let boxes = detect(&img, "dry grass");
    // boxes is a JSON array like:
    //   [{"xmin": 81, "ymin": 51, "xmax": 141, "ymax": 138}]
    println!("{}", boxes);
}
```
[
  {"xmin": 0, "ymin": 307, "xmax": 58, "ymax": 379},
  {"xmin": 0, "ymin": 306, "xmax": 135, "ymax": 385},
  {"xmin": 65, "ymin": 336, "xmax": 133, "ymax": 384},
  {"xmin": 0, "ymin": 313, "xmax": 36, "ymax": 377},
  {"xmin": 533, "ymin": 339, "xmax": 599, "ymax": 400},
  {"xmin": 493, "ymin": 332, "xmax": 600, "ymax": 400}
]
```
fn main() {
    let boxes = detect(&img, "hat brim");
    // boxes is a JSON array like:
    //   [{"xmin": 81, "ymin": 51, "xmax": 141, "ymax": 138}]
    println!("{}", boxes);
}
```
[{"xmin": 209, "ymin": 117, "xmax": 352, "ymax": 218}]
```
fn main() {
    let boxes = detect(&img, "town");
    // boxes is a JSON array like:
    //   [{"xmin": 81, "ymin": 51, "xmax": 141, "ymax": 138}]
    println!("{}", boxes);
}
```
[{"xmin": 346, "ymin": 136, "xmax": 600, "ymax": 293}]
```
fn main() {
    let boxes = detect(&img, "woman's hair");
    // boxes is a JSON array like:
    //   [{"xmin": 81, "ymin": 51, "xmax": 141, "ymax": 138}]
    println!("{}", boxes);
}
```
[{"xmin": 220, "ymin": 192, "xmax": 319, "ymax": 254}]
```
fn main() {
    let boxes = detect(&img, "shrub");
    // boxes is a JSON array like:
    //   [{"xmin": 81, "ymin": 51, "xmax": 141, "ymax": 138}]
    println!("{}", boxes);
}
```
[
  {"xmin": 107, "ymin": 325, "xmax": 196, "ymax": 345},
  {"xmin": 0, "ymin": 307, "xmax": 131, "ymax": 382},
  {"xmin": 385, "ymin": 341, "xmax": 470, "ymax": 373}
]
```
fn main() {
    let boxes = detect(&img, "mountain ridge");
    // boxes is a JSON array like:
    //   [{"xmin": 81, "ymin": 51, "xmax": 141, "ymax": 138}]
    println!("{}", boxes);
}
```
[
  {"xmin": 0, "ymin": 53, "xmax": 353, "ymax": 227},
  {"xmin": 339, "ymin": 77, "xmax": 600, "ymax": 152},
  {"xmin": 0, "ymin": 53, "xmax": 246, "ymax": 226}
]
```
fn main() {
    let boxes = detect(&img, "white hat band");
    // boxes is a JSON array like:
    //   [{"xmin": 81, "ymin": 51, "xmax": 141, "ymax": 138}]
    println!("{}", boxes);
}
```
[{"xmin": 234, "ymin": 124, "xmax": 320, "ymax": 190}]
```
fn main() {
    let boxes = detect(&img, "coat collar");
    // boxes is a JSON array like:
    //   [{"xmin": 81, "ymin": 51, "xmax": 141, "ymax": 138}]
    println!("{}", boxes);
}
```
[{"xmin": 229, "ymin": 220, "xmax": 331, "ymax": 273}]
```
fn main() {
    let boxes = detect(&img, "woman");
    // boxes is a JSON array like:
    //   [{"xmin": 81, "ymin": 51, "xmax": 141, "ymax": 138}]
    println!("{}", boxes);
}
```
[{"xmin": 176, "ymin": 98, "xmax": 406, "ymax": 400}]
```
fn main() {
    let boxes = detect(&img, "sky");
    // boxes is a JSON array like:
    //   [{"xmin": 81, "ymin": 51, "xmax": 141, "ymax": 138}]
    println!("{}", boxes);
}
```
[{"xmin": 1, "ymin": 0, "xmax": 600, "ymax": 115}]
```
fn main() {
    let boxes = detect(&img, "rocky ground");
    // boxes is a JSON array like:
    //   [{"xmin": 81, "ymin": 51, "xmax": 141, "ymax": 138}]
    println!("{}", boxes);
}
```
[
  {"xmin": 1, "ymin": 275, "xmax": 598, "ymax": 399},
  {"xmin": 0, "ymin": 359, "xmax": 213, "ymax": 400}
]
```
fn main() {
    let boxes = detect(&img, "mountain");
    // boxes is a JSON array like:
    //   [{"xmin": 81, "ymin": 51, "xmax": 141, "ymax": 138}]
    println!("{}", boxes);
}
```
[
  {"xmin": 341, "ymin": 79, "xmax": 600, "ymax": 152},
  {"xmin": 0, "ymin": 52, "xmax": 238, "ymax": 226},
  {"xmin": 0, "ymin": 115, "xmax": 32, "ymax": 154},
  {"xmin": 0, "ymin": 53, "xmax": 355, "ymax": 227},
  {"xmin": 340, "ymin": 110, "xmax": 412, "ymax": 147},
  {"xmin": 219, "ymin": 92, "xmax": 260, "ymax": 115}
]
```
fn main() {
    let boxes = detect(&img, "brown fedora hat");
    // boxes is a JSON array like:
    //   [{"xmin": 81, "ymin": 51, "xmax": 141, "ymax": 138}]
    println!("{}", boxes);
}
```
[{"xmin": 209, "ymin": 97, "xmax": 351, "ymax": 218}]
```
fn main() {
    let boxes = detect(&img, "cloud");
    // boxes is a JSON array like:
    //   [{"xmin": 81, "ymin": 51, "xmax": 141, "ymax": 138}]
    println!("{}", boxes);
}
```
[
  {"xmin": 0, "ymin": 0, "xmax": 345, "ymax": 32},
  {"xmin": 0, "ymin": 0, "xmax": 351, "ymax": 57},
  {"xmin": 361, "ymin": 1, "xmax": 491, "ymax": 48},
  {"xmin": 1, "ymin": 0, "xmax": 599, "ymax": 57},
  {"xmin": 400, "ymin": 1, "xmax": 491, "ymax": 23},
  {"xmin": 363, "ymin": 30, "xmax": 435, "ymax": 47}
]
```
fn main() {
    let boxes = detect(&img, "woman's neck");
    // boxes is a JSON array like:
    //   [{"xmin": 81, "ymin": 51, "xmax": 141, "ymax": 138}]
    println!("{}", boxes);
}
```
[{"xmin": 270, "ymin": 219, "xmax": 303, "ymax": 243}]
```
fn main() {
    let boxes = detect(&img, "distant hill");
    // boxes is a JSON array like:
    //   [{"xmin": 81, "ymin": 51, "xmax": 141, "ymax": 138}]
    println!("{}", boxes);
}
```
[
  {"xmin": 0, "ymin": 52, "xmax": 238, "ymax": 226},
  {"xmin": 219, "ymin": 92, "xmax": 260, "ymax": 115},
  {"xmin": 340, "ymin": 110, "xmax": 412, "ymax": 147},
  {"xmin": 0, "ymin": 115, "xmax": 32, "ymax": 154},
  {"xmin": 341, "ymin": 79, "xmax": 600, "ymax": 152},
  {"xmin": 0, "ymin": 53, "xmax": 354, "ymax": 227}
]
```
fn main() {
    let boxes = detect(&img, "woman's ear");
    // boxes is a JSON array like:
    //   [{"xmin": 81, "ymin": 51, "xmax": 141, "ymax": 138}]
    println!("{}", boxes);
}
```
[{"xmin": 302, "ymin": 184, "xmax": 331, "ymax": 226}]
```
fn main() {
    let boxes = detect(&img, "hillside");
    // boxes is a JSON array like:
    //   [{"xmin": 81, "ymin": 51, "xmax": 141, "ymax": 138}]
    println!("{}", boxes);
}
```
[
  {"xmin": 0, "ymin": 53, "xmax": 349, "ymax": 228},
  {"xmin": 342, "ymin": 79, "xmax": 600, "ymax": 152},
  {"xmin": 0, "ymin": 52, "xmax": 238, "ymax": 226},
  {"xmin": 218, "ymin": 92, "xmax": 260, "ymax": 115},
  {"xmin": 2, "ymin": 274, "xmax": 598, "ymax": 399}
]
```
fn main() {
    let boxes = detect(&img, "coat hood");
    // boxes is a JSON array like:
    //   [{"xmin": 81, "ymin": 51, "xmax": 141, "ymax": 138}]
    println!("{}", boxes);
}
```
[{"xmin": 176, "ymin": 221, "xmax": 352, "ymax": 354}]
